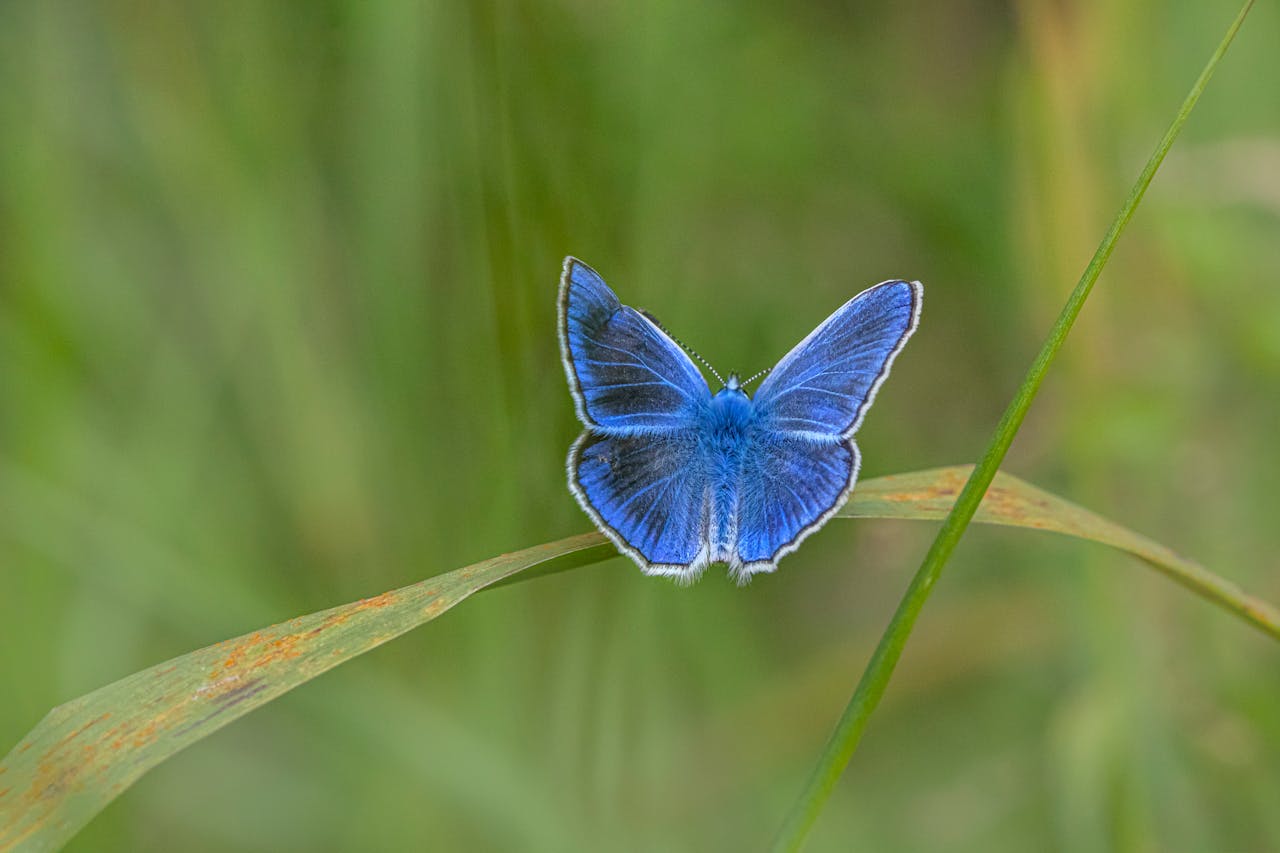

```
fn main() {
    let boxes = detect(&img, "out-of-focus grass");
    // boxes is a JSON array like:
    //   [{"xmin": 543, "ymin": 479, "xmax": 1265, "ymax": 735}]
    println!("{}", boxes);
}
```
[{"xmin": 1, "ymin": 2, "xmax": 1278, "ymax": 851}]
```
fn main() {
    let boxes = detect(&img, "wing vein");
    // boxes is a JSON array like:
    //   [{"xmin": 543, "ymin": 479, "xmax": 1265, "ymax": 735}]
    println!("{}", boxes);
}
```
[{"xmin": 576, "ymin": 334, "xmax": 694, "ymax": 401}]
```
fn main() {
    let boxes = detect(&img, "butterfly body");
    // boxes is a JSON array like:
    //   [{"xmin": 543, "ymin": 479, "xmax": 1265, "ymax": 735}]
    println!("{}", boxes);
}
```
[
  {"xmin": 560, "ymin": 258, "xmax": 921, "ymax": 584},
  {"xmin": 702, "ymin": 381, "xmax": 753, "ymax": 565}
]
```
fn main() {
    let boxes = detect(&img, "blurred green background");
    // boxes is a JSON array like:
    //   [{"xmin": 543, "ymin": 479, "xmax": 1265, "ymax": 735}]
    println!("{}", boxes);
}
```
[{"xmin": 2, "ymin": 1, "xmax": 1279, "ymax": 850}]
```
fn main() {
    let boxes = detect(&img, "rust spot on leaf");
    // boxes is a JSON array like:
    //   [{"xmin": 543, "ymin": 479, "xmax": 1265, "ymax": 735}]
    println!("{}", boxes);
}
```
[
  {"xmin": 131, "ymin": 720, "xmax": 161, "ymax": 748},
  {"xmin": 77, "ymin": 742, "xmax": 99, "ymax": 770},
  {"xmin": 45, "ymin": 713, "xmax": 110, "ymax": 758},
  {"xmin": 0, "ymin": 786, "xmax": 10, "ymax": 798},
  {"xmin": 882, "ymin": 487, "xmax": 951, "ymax": 504},
  {"xmin": 214, "ymin": 631, "xmax": 268, "ymax": 673},
  {"xmin": 203, "ymin": 627, "xmax": 323, "ymax": 684},
  {"xmin": 355, "ymin": 590, "xmax": 398, "ymax": 609},
  {"xmin": 298, "ymin": 590, "xmax": 401, "ymax": 639},
  {"xmin": 251, "ymin": 634, "xmax": 304, "ymax": 667}
]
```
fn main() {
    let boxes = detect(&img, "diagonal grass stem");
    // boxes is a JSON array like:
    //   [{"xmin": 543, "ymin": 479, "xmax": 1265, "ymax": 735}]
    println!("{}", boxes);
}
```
[{"xmin": 771, "ymin": 2, "xmax": 1257, "ymax": 849}]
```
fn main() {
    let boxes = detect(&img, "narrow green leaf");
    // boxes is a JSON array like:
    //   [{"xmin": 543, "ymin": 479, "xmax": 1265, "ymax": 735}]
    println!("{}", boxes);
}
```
[
  {"xmin": 846, "ymin": 467, "xmax": 1280, "ymax": 642},
  {"xmin": 771, "ymin": 2, "xmax": 1257, "ymax": 849},
  {"xmin": 2, "ymin": 467, "xmax": 1276, "ymax": 851},
  {"xmin": 0, "ymin": 532, "xmax": 610, "ymax": 853}
]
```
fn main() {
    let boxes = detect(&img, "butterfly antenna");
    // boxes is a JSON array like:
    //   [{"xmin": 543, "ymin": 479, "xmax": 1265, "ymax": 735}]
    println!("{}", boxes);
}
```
[
  {"xmin": 638, "ymin": 309, "xmax": 725, "ymax": 385},
  {"xmin": 740, "ymin": 367, "xmax": 771, "ymax": 388}
]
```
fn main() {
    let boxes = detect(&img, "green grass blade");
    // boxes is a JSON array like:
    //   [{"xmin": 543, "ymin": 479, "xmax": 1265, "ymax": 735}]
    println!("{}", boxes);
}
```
[
  {"xmin": 770, "ymin": 2, "xmax": 1257, "ymax": 849},
  {"xmin": 3, "ymin": 467, "xmax": 1277, "ymax": 851},
  {"xmin": 0, "ymin": 533, "xmax": 611, "ymax": 853}
]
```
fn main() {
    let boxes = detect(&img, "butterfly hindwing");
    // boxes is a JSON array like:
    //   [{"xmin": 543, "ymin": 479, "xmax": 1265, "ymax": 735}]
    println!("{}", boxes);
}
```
[
  {"xmin": 559, "ymin": 258, "xmax": 710, "ymax": 431},
  {"xmin": 752, "ymin": 280, "xmax": 921, "ymax": 437},
  {"xmin": 570, "ymin": 430, "xmax": 711, "ymax": 576},
  {"xmin": 734, "ymin": 434, "xmax": 859, "ymax": 574}
]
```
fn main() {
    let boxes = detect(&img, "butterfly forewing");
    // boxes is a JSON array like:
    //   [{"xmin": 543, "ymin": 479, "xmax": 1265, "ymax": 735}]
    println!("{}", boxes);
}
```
[
  {"xmin": 730, "ymin": 280, "xmax": 920, "ymax": 576},
  {"xmin": 752, "ymin": 280, "xmax": 921, "ymax": 438},
  {"xmin": 559, "ymin": 258, "xmax": 711, "ymax": 431}
]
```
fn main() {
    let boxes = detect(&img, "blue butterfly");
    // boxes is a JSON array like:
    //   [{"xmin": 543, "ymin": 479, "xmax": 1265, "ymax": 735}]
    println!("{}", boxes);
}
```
[{"xmin": 559, "ymin": 257, "xmax": 922, "ymax": 583}]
